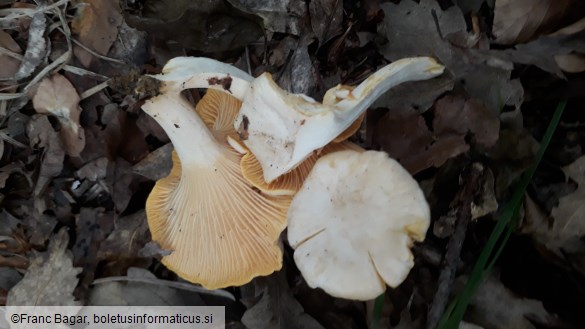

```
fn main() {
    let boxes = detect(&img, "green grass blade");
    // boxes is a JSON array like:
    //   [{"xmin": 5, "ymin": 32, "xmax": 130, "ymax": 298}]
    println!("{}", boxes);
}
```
[
  {"xmin": 371, "ymin": 293, "xmax": 385, "ymax": 329},
  {"xmin": 438, "ymin": 100, "xmax": 567, "ymax": 329}
]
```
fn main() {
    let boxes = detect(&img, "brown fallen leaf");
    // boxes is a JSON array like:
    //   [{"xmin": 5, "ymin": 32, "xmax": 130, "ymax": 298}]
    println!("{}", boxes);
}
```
[
  {"xmin": 309, "ymin": 0, "xmax": 343, "ymax": 45},
  {"xmin": 433, "ymin": 95, "xmax": 500, "ymax": 149},
  {"xmin": 242, "ymin": 270, "xmax": 324, "ymax": 329},
  {"xmin": 26, "ymin": 115, "xmax": 65, "ymax": 198},
  {"xmin": 111, "ymin": 158, "xmax": 136, "ymax": 214},
  {"xmin": 71, "ymin": 0, "xmax": 123, "ymax": 67},
  {"xmin": 372, "ymin": 75, "xmax": 455, "ymax": 113},
  {"xmin": 493, "ymin": 0, "xmax": 572, "ymax": 45},
  {"xmin": 132, "ymin": 143, "xmax": 173, "ymax": 181},
  {"xmin": 360, "ymin": 0, "xmax": 382, "ymax": 23},
  {"xmin": 73, "ymin": 207, "xmax": 115, "ymax": 299},
  {"xmin": 136, "ymin": 110, "xmax": 170, "ymax": 144},
  {"xmin": 7, "ymin": 228, "xmax": 82, "ymax": 306},
  {"xmin": 487, "ymin": 129, "xmax": 540, "ymax": 196},
  {"xmin": 550, "ymin": 16, "xmax": 585, "ymax": 73},
  {"xmin": 549, "ymin": 156, "xmax": 585, "ymax": 253},
  {"xmin": 228, "ymin": 0, "xmax": 309, "ymax": 35},
  {"xmin": 97, "ymin": 210, "xmax": 150, "ymax": 261},
  {"xmin": 0, "ymin": 30, "xmax": 22, "ymax": 80},
  {"xmin": 76, "ymin": 157, "xmax": 108, "ymax": 182},
  {"xmin": 372, "ymin": 107, "xmax": 469, "ymax": 174},
  {"xmin": 32, "ymin": 74, "xmax": 86, "ymax": 157}
]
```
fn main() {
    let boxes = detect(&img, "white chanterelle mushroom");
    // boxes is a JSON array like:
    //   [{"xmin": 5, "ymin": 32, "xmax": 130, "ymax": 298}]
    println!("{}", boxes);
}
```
[
  {"xmin": 141, "ymin": 61, "xmax": 291, "ymax": 289},
  {"xmin": 287, "ymin": 150, "xmax": 431, "ymax": 301},
  {"xmin": 234, "ymin": 57, "xmax": 445, "ymax": 183}
]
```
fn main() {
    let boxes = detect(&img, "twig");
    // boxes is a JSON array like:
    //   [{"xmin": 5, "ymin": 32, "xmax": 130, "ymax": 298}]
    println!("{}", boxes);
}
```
[
  {"xmin": 79, "ymin": 80, "xmax": 110, "ymax": 100},
  {"xmin": 56, "ymin": 26, "xmax": 125, "ymax": 65},
  {"xmin": 0, "ymin": 0, "xmax": 69, "ymax": 22},
  {"xmin": 245, "ymin": 46, "xmax": 252, "ymax": 76},
  {"xmin": 92, "ymin": 276, "xmax": 235, "ymax": 301},
  {"xmin": 426, "ymin": 163, "xmax": 485, "ymax": 329}
]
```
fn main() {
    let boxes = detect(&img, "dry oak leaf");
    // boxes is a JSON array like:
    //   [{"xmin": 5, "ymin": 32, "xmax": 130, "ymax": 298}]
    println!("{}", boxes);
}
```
[
  {"xmin": 6, "ymin": 228, "xmax": 81, "ymax": 306},
  {"xmin": 521, "ymin": 158, "xmax": 585, "ymax": 257},
  {"xmin": 433, "ymin": 95, "xmax": 500, "ymax": 149},
  {"xmin": 71, "ymin": 0, "xmax": 123, "ymax": 67},
  {"xmin": 373, "ymin": 107, "xmax": 469, "ymax": 174},
  {"xmin": 32, "ymin": 73, "xmax": 86, "ymax": 157}
]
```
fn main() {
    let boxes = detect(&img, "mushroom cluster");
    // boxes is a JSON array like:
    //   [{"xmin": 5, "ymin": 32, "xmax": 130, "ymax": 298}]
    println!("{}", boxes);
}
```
[{"xmin": 140, "ymin": 56, "xmax": 443, "ymax": 297}]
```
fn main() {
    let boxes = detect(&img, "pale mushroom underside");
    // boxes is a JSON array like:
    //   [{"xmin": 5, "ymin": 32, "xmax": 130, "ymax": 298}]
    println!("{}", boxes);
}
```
[
  {"xmin": 145, "ymin": 89, "xmax": 291, "ymax": 289},
  {"xmin": 147, "ymin": 149, "xmax": 290, "ymax": 289}
]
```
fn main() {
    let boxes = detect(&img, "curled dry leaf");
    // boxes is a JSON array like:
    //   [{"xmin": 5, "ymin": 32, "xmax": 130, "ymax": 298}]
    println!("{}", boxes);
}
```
[
  {"xmin": 71, "ymin": 0, "xmax": 123, "ymax": 67},
  {"xmin": 493, "ymin": 0, "xmax": 572, "ymax": 45},
  {"xmin": 549, "ymin": 16, "xmax": 585, "ymax": 73},
  {"xmin": 32, "ymin": 74, "xmax": 86, "ymax": 157},
  {"xmin": 14, "ymin": 12, "xmax": 46, "ymax": 81},
  {"xmin": 26, "ymin": 115, "xmax": 65, "ymax": 198}
]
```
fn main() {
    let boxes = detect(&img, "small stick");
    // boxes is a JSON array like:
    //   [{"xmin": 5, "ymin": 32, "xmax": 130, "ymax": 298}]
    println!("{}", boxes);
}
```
[{"xmin": 426, "ymin": 163, "xmax": 484, "ymax": 329}]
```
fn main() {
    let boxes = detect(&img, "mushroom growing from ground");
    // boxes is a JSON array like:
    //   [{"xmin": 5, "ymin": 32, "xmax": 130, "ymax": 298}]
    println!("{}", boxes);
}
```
[
  {"xmin": 287, "ymin": 150, "xmax": 431, "ymax": 301},
  {"xmin": 233, "ymin": 57, "xmax": 445, "ymax": 183},
  {"xmin": 141, "ymin": 64, "xmax": 291, "ymax": 289}
]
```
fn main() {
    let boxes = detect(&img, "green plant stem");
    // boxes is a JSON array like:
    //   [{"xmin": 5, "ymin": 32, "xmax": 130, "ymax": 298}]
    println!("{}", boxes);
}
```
[
  {"xmin": 438, "ymin": 100, "xmax": 567, "ymax": 329},
  {"xmin": 371, "ymin": 293, "xmax": 385, "ymax": 329}
]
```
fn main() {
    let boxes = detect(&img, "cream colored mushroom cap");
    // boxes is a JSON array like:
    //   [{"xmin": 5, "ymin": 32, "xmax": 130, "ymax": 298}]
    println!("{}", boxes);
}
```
[{"xmin": 287, "ymin": 150, "xmax": 430, "ymax": 300}]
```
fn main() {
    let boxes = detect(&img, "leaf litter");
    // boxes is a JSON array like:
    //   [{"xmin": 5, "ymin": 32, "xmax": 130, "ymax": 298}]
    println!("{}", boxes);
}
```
[{"xmin": 0, "ymin": 0, "xmax": 584, "ymax": 328}]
